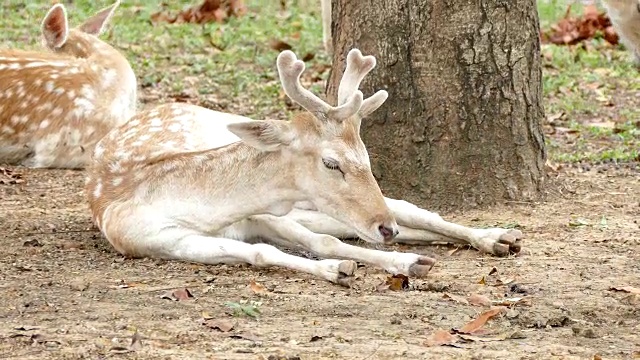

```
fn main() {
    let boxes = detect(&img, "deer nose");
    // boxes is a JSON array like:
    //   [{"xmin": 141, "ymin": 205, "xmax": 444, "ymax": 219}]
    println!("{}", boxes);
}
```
[{"xmin": 378, "ymin": 223, "xmax": 399, "ymax": 242}]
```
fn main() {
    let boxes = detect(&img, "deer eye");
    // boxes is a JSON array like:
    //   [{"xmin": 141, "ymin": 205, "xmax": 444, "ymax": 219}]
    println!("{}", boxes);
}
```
[{"xmin": 322, "ymin": 158, "xmax": 341, "ymax": 171}]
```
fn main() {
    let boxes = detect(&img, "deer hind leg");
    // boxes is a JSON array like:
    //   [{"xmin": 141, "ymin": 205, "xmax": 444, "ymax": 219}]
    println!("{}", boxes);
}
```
[
  {"xmin": 384, "ymin": 197, "xmax": 523, "ymax": 256},
  {"xmin": 247, "ymin": 213, "xmax": 436, "ymax": 279}
]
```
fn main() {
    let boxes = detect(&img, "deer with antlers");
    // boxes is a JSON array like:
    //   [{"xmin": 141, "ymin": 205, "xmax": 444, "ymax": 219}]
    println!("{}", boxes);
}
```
[
  {"xmin": 601, "ymin": 0, "xmax": 640, "ymax": 64},
  {"xmin": 0, "ymin": 1, "xmax": 136, "ymax": 169},
  {"xmin": 86, "ymin": 49, "xmax": 523, "ymax": 286}
]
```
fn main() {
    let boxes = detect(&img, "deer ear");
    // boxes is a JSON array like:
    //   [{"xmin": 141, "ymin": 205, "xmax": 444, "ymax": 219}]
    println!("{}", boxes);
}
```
[
  {"xmin": 41, "ymin": 4, "xmax": 69, "ymax": 49},
  {"xmin": 78, "ymin": 0, "xmax": 120, "ymax": 36},
  {"xmin": 227, "ymin": 120, "xmax": 295, "ymax": 152}
]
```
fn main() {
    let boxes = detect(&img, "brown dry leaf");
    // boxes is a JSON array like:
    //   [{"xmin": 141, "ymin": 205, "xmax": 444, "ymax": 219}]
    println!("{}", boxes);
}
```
[
  {"xmin": 302, "ymin": 52, "xmax": 315, "ymax": 62},
  {"xmin": 468, "ymin": 294, "xmax": 492, "ymax": 307},
  {"xmin": 249, "ymin": 280, "xmax": 268, "ymax": 295},
  {"xmin": 478, "ymin": 276, "xmax": 486, "ymax": 285},
  {"xmin": 151, "ymin": 0, "xmax": 246, "ymax": 25},
  {"xmin": 202, "ymin": 319, "xmax": 234, "ymax": 332},
  {"xmin": 424, "ymin": 329, "xmax": 458, "ymax": 347},
  {"xmin": 269, "ymin": 39, "xmax": 292, "ymax": 52},
  {"xmin": 488, "ymin": 267, "xmax": 498, "ymax": 276},
  {"xmin": 455, "ymin": 307, "xmax": 506, "ymax": 334},
  {"xmin": 160, "ymin": 288, "xmax": 194, "ymax": 301},
  {"xmin": 609, "ymin": 286, "xmax": 640, "ymax": 295},
  {"xmin": 541, "ymin": 4, "xmax": 619, "ymax": 46},
  {"xmin": 386, "ymin": 274, "xmax": 409, "ymax": 291},
  {"xmin": 443, "ymin": 293, "xmax": 469, "ymax": 305}
]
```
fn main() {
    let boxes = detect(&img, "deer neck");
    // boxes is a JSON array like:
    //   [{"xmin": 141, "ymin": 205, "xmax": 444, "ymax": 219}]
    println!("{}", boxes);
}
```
[{"xmin": 152, "ymin": 142, "xmax": 305, "ymax": 231}]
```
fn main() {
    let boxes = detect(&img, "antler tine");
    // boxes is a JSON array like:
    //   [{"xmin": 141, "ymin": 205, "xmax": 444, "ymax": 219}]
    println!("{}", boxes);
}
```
[
  {"xmin": 277, "ymin": 50, "xmax": 363, "ymax": 122},
  {"xmin": 337, "ymin": 49, "xmax": 377, "ymax": 106}
]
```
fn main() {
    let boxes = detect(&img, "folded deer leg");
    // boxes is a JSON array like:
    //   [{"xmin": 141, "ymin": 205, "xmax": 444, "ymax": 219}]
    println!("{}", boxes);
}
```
[
  {"xmin": 384, "ymin": 198, "xmax": 523, "ymax": 256},
  {"xmin": 245, "ymin": 214, "xmax": 436, "ymax": 279}
]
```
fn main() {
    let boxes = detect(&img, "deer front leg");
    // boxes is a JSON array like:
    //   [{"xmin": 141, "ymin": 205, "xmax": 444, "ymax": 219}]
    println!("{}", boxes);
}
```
[
  {"xmin": 247, "ymin": 214, "xmax": 436, "ymax": 279},
  {"xmin": 384, "ymin": 198, "xmax": 523, "ymax": 256},
  {"xmin": 163, "ymin": 235, "xmax": 357, "ymax": 287}
]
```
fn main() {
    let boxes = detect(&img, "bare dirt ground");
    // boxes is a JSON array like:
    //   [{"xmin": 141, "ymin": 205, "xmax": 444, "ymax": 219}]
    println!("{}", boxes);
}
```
[{"xmin": 1, "ymin": 163, "xmax": 638, "ymax": 359}]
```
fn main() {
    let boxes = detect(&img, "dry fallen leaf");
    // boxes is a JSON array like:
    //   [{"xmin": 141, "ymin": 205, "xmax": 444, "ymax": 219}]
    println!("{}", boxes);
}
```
[
  {"xmin": 424, "ymin": 329, "xmax": 458, "ymax": 347},
  {"xmin": 455, "ymin": 307, "xmax": 506, "ymax": 334},
  {"xmin": 386, "ymin": 274, "xmax": 410, "ymax": 291},
  {"xmin": 269, "ymin": 39, "xmax": 293, "ymax": 52},
  {"xmin": 541, "ymin": 4, "xmax": 619, "ymax": 46},
  {"xmin": 151, "ymin": 0, "xmax": 246, "ymax": 25},
  {"xmin": 249, "ymin": 280, "xmax": 268, "ymax": 295},
  {"xmin": 160, "ymin": 288, "xmax": 194, "ymax": 301},
  {"xmin": 468, "ymin": 294, "xmax": 492, "ymax": 307},
  {"xmin": 202, "ymin": 319, "xmax": 234, "ymax": 332},
  {"xmin": 488, "ymin": 267, "xmax": 498, "ymax": 276},
  {"xmin": 443, "ymin": 293, "xmax": 469, "ymax": 305},
  {"xmin": 478, "ymin": 276, "xmax": 486, "ymax": 285},
  {"xmin": 609, "ymin": 286, "xmax": 640, "ymax": 295},
  {"xmin": 301, "ymin": 52, "xmax": 315, "ymax": 62}
]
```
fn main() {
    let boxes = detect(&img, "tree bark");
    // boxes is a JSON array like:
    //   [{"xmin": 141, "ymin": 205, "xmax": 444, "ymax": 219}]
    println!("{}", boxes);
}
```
[{"xmin": 327, "ymin": 0, "xmax": 546, "ymax": 211}]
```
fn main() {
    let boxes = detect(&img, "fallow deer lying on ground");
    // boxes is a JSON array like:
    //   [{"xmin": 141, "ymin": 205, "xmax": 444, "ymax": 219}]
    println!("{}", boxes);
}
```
[
  {"xmin": 601, "ymin": 0, "xmax": 640, "ymax": 64},
  {"xmin": 85, "ymin": 49, "xmax": 523, "ymax": 287},
  {"xmin": 0, "ymin": 1, "xmax": 136, "ymax": 169}
]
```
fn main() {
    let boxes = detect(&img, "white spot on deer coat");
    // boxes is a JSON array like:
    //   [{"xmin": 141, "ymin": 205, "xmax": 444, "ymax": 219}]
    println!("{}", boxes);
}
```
[
  {"xmin": 94, "ymin": 181, "xmax": 103, "ymax": 198},
  {"xmin": 44, "ymin": 81, "xmax": 55, "ymax": 92}
]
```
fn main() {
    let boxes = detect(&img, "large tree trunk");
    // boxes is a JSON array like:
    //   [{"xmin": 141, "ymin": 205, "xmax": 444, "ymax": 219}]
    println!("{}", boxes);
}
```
[{"xmin": 327, "ymin": 0, "xmax": 546, "ymax": 211}]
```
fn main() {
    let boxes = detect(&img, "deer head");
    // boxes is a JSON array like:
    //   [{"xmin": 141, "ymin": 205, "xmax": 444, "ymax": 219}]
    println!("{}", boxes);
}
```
[
  {"xmin": 228, "ymin": 49, "xmax": 397, "ymax": 243},
  {"xmin": 41, "ymin": 1, "xmax": 121, "ymax": 58}
]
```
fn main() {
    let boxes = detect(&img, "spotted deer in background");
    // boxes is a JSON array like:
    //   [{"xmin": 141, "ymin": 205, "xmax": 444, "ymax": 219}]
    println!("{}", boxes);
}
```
[
  {"xmin": 85, "ymin": 49, "xmax": 523, "ymax": 287},
  {"xmin": 0, "ymin": 1, "xmax": 136, "ymax": 169},
  {"xmin": 601, "ymin": 0, "xmax": 640, "ymax": 64}
]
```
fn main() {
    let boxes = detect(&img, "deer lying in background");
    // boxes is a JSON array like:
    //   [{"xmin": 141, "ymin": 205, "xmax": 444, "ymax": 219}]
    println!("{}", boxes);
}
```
[
  {"xmin": 0, "ymin": 1, "xmax": 136, "ymax": 169},
  {"xmin": 86, "ymin": 49, "xmax": 523, "ymax": 287},
  {"xmin": 601, "ymin": 0, "xmax": 640, "ymax": 64}
]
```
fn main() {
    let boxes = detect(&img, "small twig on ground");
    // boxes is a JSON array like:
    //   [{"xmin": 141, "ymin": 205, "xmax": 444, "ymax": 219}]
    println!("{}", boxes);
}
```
[{"xmin": 361, "ymin": 343, "xmax": 381, "ymax": 360}]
